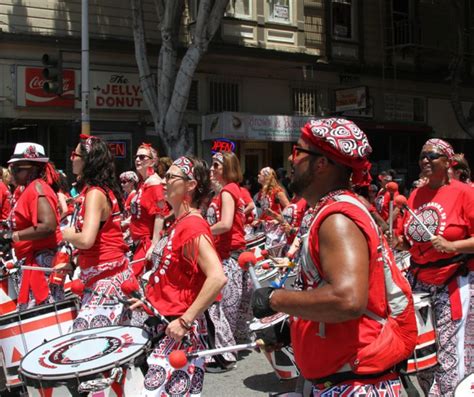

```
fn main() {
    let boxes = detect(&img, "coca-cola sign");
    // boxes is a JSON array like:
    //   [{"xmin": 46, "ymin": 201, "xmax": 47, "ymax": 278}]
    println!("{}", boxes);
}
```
[{"xmin": 19, "ymin": 67, "xmax": 75, "ymax": 108}]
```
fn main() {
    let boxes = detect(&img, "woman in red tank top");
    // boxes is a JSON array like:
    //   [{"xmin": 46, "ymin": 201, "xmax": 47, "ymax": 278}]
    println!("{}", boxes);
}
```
[
  {"xmin": 129, "ymin": 143, "xmax": 169, "ymax": 277},
  {"xmin": 62, "ymin": 135, "xmax": 131, "ymax": 330},
  {"xmin": 1, "ymin": 142, "xmax": 62, "ymax": 310},
  {"xmin": 394, "ymin": 139, "xmax": 474, "ymax": 396},
  {"xmin": 130, "ymin": 156, "xmax": 226, "ymax": 396}
]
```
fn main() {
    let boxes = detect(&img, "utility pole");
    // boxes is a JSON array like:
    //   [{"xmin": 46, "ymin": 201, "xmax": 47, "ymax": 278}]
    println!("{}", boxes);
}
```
[{"xmin": 81, "ymin": 0, "xmax": 90, "ymax": 135}]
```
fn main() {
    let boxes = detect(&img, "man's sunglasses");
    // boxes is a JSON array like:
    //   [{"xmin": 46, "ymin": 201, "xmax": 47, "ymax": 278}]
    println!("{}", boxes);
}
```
[
  {"xmin": 10, "ymin": 165, "xmax": 33, "ymax": 173},
  {"xmin": 419, "ymin": 152, "xmax": 447, "ymax": 161},
  {"xmin": 292, "ymin": 145, "xmax": 323, "ymax": 162}
]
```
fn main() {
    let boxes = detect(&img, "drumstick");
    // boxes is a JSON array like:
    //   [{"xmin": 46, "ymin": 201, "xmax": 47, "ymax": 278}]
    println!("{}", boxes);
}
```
[
  {"xmin": 261, "ymin": 261, "xmax": 296, "ymax": 270},
  {"xmin": 394, "ymin": 195, "xmax": 434, "ymax": 238},
  {"xmin": 70, "ymin": 279, "xmax": 129, "ymax": 304},
  {"xmin": 260, "ymin": 249, "xmax": 278, "ymax": 263},
  {"xmin": 237, "ymin": 251, "xmax": 261, "ymax": 289},
  {"xmin": 270, "ymin": 262, "xmax": 296, "ymax": 289},
  {"xmin": 121, "ymin": 278, "xmax": 170, "ymax": 325},
  {"xmin": 5, "ymin": 263, "xmax": 55, "ymax": 273},
  {"xmin": 386, "ymin": 182, "xmax": 398, "ymax": 240},
  {"xmin": 169, "ymin": 339, "xmax": 265, "ymax": 368}
]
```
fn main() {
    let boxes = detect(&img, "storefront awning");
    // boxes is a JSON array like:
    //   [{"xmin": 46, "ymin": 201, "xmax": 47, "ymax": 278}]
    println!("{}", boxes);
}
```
[{"xmin": 202, "ymin": 112, "xmax": 310, "ymax": 142}]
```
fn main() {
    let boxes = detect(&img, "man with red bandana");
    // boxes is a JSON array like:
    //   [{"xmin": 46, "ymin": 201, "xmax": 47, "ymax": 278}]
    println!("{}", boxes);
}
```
[{"xmin": 251, "ymin": 118, "xmax": 417, "ymax": 396}]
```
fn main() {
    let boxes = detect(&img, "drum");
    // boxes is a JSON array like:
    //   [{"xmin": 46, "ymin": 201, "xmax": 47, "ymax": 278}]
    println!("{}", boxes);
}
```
[
  {"xmin": 404, "ymin": 292, "xmax": 437, "ymax": 373},
  {"xmin": 0, "ymin": 297, "xmax": 78, "ymax": 390},
  {"xmin": 20, "ymin": 325, "xmax": 149, "ymax": 397},
  {"xmin": 249, "ymin": 313, "xmax": 299, "ymax": 380},
  {"xmin": 246, "ymin": 233, "xmax": 266, "ymax": 252},
  {"xmin": 455, "ymin": 373, "xmax": 474, "ymax": 397},
  {"xmin": 0, "ymin": 266, "xmax": 19, "ymax": 316},
  {"xmin": 254, "ymin": 259, "xmax": 280, "ymax": 287}
]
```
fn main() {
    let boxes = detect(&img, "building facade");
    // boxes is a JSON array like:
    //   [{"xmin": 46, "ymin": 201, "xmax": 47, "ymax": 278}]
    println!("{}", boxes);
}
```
[{"xmin": 1, "ymin": 0, "xmax": 473, "ymax": 185}]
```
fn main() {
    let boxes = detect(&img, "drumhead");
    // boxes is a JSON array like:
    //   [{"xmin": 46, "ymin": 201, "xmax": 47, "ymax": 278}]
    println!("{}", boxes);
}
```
[
  {"xmin": 255, "ymin": 260, "xmax": 279, "ymax": 281},
  {"xmin": 249, "ymin": 312, "xmax": 288, "ymax": 331},
  {"xmin": 19, "ymin": 326, "xmax": 150, "ymax": 381}
]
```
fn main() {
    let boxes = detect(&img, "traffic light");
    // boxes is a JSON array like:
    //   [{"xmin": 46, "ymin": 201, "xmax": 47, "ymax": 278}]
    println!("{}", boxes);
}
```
[{"xmin": 41, "ymin": 53, "xmax": 63, "ymax": 95}]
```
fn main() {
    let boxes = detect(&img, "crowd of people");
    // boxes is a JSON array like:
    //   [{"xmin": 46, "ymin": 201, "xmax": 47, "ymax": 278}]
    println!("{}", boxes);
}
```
[{"xmin": 0, "ymin": 118, "xmax": 472, "ymax": 397}]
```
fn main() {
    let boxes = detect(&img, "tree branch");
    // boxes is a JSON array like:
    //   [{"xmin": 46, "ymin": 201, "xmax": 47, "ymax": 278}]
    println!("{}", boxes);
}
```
[
  {"xmin": 207, "ymin": 0, "xmax": 230, "ymax": 40},
  {"xmin": 131, "ymin": 0, "xmax": 159, "ymax": 122}
]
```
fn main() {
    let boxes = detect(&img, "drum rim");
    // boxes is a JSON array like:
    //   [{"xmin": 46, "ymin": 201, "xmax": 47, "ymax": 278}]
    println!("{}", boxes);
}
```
[
  {"xmin": 19, "ymin": 325, "xmax": 150, "ymax": 381},
  {"xmin": 0, "ymin": 296, "xmax": 78, "ymax": 324}
]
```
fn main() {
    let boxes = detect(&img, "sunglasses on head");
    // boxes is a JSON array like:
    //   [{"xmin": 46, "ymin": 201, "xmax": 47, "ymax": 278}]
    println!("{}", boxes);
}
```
[
  {"xmin": 70, "ymin": 151, "xmax": 83, "ymax": 160},
  {"xmin": 419, "ymin": 151, "xmax": 447, "ymax": 161},
  {"xmin": 135, "ymin": 154, "xmax": 152, "ymax": 161}
]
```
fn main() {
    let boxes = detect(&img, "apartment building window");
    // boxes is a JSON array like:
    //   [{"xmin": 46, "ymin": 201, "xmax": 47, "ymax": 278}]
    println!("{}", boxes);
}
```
[
  {"xmin": 268, "ymin": 0, "xmax": 291, "ymax": 24},
  {"xmin": 209, "ymin": 81, "xmax": 240, "ymax": 113},
  {"xmin": 293, "ymin": 88, "xmax": 318, "ymax": 116},
  {"xmin": 331, "ymin": 0, "xmax": 357, "ymax": 40},
  {"xmin": 226, "ymin": 0, "xmax": 252, "ymax": 19}
]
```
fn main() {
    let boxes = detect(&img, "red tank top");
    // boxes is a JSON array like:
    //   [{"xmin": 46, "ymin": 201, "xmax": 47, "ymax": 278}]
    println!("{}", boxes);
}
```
[
  {"xmin": 129, "ymin": 181, "xmax": 169, "ymax": 241},
  {"xmin": 402, "ymin": 179, "xmax": 474, "ymax": 284},
  {"xmin": 145, "ymin": 214, "xmax": 212, "ymax": 316},
  {"xmin": 282, "ymin": 197, "xmax": 307, "ymax": 244},
  {"xmin": 258, "ymin": 188, "xmax": 284, "ymax": 221},
  {"xmin": 74, "ymin": 186, "xmax": 128, "ymax": 268},
  {"xmin": 11, "ymin": 179, "xmax": 61, "ymax": 260},
  {"xmin": 213, "ymin": 183, "xmax": 246, "ymax": 259},
  {"xmin": 291, "ymin": 192, "xmax": 388, "ymax": 379}
]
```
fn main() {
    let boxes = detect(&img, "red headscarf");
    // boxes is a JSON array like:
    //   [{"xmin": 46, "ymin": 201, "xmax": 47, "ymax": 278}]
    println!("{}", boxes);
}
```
[{"xmin": 300, "ymin": 118, "xmax": 373, "ymax": 186}]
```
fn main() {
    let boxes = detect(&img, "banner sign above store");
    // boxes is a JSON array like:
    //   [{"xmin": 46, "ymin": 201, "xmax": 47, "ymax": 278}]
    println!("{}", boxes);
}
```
[
  {"xmin": 335, "ymin": 86, "xmax": 367, "ymax": 112},
  {"xmin": 17, "ymin": 66, "xmax": 75, "ymax": 108},
  {"xmin": 202, "ymin": 112, "xmax": 310, "ymax": 142}
]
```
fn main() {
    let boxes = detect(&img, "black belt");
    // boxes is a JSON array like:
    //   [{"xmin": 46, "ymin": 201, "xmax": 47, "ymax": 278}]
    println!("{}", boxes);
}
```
[
  {"xmin": 410, "ymin": 253, "xmax": 472, "ymax": 269},
  {"xmin": 309, "ymin": 368, "xmax": 396, "ymax": 387}
]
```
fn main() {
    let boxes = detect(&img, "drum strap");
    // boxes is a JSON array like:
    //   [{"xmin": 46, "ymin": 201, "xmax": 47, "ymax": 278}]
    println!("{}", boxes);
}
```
[{"xmin": 309, "ymin": 368, "xmax": 397, "ymax": 388}]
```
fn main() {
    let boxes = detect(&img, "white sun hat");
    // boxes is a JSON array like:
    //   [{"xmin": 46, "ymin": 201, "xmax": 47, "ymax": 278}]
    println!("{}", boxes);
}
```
[{"xmin": 8, "ymin": 142, "xmax": 49, "ymax": 164}]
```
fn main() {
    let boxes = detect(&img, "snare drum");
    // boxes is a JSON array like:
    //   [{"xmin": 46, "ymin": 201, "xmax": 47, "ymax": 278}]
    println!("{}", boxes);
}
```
[
  {"xmin": 455, "ymin": 373, "xmax": 474, "ymax": 397},
  {"xmin": 0, "ymin": 297, "xmax": 78, "ymax": 390},
  {"xmin": 19, "ymin": 325, "xmax": 149, "ymax": 397},
  {"xmin": 249, "ymin": 313, "xmax": 299, "ymax": 380},
  {"xmin": 0, "ymin": 267, "xmax": 19, "ymax": 316},
  {"xmin": 246, "ymin": 233, "xmax": 266, "ymax": 252},
  {"xmin": 254, "ymin": 259, "xmax": 279, "ymax": 287},
  {"xmin": 405, "ymin": 292, "xmax": 437, "ymax": 373},
  {"xmin": 394, "ymin": 251, "xmax": 411, "ymax": 274}
]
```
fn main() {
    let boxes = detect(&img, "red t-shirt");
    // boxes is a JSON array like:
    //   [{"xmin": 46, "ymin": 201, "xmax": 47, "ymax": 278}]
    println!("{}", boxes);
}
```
[
  {"xmin": 211, "ymin": 183, "xmax": 246, "ymax": 259},
  {"xmin": 129, "ymin": 181, "xmax": 169, "ymax": 241},
  {"xmin": 74, "ymin": 187, "xmax": 128, "ymax": 269},
  {"xmin": 401, "ymin": 179, "xmax": 474, "ymax": 284},
  {"xmin": 291, "ymin": 192, "xmax": 390, "ymax": 378},
  {"xmin": 240, "ymin": 187, "xmax": 254, "ymax": 224},
  {"xmin": 124, "ymin": 190, "xmax": 136, "ymax": 217},
  {"xmin": 258, "ymin": 188, "xmax": 284, "ymax": 221},
  {"xmin": 0, "ymin": 182, "xmax": 11, "ymax": 222},
  {"xmin": 11, "ymin": 179, "xmax": 61, "ymax": 261},
  {"xmin": 145, "ymin": 214, "xmax": 212, "ymax": 316}
]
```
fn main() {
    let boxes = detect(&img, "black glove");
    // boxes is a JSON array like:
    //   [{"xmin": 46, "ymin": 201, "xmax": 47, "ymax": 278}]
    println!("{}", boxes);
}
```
[
  {"xmin": 254, "ymin": 319, "xmax": 291, "ymax": 351},
  {"xmin": 251, "ymin": 287, "xmax": 276, "ymax": 319}
]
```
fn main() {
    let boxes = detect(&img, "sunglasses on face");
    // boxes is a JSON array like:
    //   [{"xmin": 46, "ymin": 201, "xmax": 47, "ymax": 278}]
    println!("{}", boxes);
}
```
[
  {"xmin": 419, "ymin": 151, "xmax": 447, "ymax": 161},
  {"xmin": 291, "ymin": 145, "xmax": 323, "ymax": 163},
  {"xmin": 70, "ymin": 151, "xmax": 83, "ymax": 160},
  {"xmin": 164, "ymin": 173, "xmax": 187, "ymax": 181},
  {"xmin": 120, "ymin": 180, "xmax": 130, "ymax": 184},
  {"xmin": 10, "ymin": 165, "xmax": 33, "ymax": 173},
  {"xmin": 135, "ymin": 154, "xmax": 152, "ymax": 161}
]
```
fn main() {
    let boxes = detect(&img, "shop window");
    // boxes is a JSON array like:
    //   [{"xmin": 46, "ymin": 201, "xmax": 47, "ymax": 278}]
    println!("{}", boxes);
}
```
[
  {"xmin": 268, "ymin": 0, "xmax": 291, "ymax": 24},
  {"xmin": 331, "ymin": 0, "xmax": 357, "ymax": 41},
  {"xmin": 209, "ymin": 81, "xmax": 240, "ymax": 113},
  {"xmin": 226, "ymin": 0, "xmax": 252, "ymax": 19},
  {"xmin": 293, "ymin": 88, "xmax": 318, "ymax": 116}
]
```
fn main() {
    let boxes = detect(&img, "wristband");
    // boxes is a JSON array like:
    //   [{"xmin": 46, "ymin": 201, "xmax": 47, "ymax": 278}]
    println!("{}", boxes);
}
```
[{"xmin": 178, "ymin": 317, "xmax": 192, "ymax": 330}]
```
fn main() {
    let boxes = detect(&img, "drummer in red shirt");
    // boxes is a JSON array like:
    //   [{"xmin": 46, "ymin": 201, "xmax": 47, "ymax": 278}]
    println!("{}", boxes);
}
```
[
  {"xmin": 129, "ymin": 143, "xmax": 169, "ymax": 276},
  {"xmin": 0, "ymin": 168, "xmax": 12, "ymax": 225},
  {"xmin": 1, "ymin": 143, "xmax": 62, "ymax": 309},
  {"xmin": 62, "ymin": 135, "xmax": 131, "ymax": 330},
  {"xmin": 393, "ymin": 138, "xmax": 474, "ymax": 396},
  {"xmin": 131, "ymin": 156, "xmax": 226, "ymax": 397}
]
